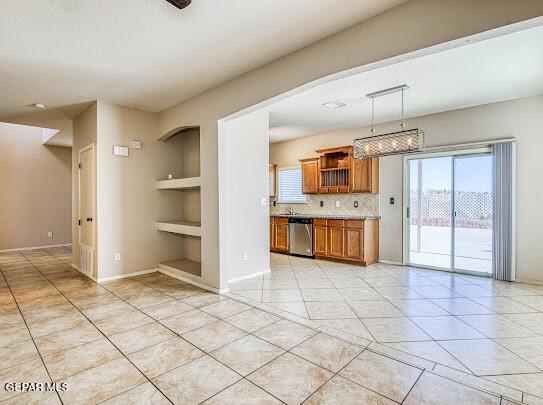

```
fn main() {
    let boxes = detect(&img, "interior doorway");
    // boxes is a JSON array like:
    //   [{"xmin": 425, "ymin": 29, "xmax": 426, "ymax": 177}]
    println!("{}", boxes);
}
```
[
  {"xmin": 404, "ymin": 149, "xmax": 493, "ymax": 276},
  {"xmin": 78, "ymin": 143, "xmax": 95, "ymax": 277}
]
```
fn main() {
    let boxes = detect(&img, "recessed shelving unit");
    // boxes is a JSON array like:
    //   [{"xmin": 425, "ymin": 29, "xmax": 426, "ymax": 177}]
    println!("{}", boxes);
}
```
[
  {"xmin": 156, "ymin": 126, "xmax": 202, "ymax": 279},
  {"xmin": 159, "ymin": 258, "xmax": 201, "ymax": 277},
  {"xmin": 157, "ymin": 220, "xmax": 201, "ymax": 237},
  {"xmin": 156, "ymin": 176, "xmax": 201, "ymax": 190}
]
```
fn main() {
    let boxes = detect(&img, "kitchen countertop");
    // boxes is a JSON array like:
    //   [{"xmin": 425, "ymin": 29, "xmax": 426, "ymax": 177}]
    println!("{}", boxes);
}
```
[{"xmin": 270, "ymin": 213, "xmax": 380, "ymax": 220}]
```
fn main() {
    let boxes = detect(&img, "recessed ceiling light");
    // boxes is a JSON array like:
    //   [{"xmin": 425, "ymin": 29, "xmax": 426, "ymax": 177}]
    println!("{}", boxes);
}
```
[
  {"xmin": 322, "ymin": 100, "xmax": 347, "ymax": 109},
  {"xmin": 31, "ymin": 103, "xmax": 47, "ymax": 109}
]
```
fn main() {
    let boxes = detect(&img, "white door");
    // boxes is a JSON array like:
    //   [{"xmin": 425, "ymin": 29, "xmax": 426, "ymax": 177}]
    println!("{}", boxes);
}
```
[{"xmin": 79, "ymin": 144, "xmax": 95, "ymax": 276}]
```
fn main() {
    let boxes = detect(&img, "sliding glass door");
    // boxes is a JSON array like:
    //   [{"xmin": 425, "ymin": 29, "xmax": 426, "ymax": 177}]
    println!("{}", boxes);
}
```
[{"xmin": 406, "ymin": 150, "xmax": 493, "ymax": 276}]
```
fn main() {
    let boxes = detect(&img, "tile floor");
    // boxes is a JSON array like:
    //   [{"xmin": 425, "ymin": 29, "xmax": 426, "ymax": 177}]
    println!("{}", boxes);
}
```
[{"xmin": 0, "ymin": 248, "xmax": 542, "ymax": 404}]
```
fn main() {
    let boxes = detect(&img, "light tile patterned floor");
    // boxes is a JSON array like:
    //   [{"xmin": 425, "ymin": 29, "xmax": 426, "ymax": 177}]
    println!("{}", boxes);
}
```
[{"xmin": 0, "ymin": 248, "xmax": 542, "ymax": 404}]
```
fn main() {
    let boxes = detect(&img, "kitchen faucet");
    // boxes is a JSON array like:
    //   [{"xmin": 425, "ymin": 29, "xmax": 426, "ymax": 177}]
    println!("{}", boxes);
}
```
[{"xmin": 282, "ymin": 205, "xmax": 298, "ymax": 215}]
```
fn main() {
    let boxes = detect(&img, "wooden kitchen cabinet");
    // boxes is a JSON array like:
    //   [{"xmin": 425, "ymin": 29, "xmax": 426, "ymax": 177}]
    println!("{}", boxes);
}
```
[
  {"xmin": 269, "ymin": 164, "xmax": 277, "ymax": 197},
  {"xmin": 274, "ymin": 224, "xmax": 289, "ymax": 252},
  {"xmin": 300, "ymin": 146, "xmax": 378, "ymax": 195},
  {"xmin": 270, "ymin": 217, "xmax": 289, "ymax": 253},
  {"xmin": 313, "ymin": 218, "xmax": 379, "ymax": 266},
  {"xmin": 345, "ymin": 226, "xmax": 364, "ymax": 260},
  {"xmin": 352, "ymin": 157, "xmax": 379, "ymax": 193},
  {"xmin": 313, "ymin": 220, "xmax": 328, "ymax": 256},
  {"xmin": 327, "ymin": 225, "xmax": 345, "ymax": 258},
  {"xmin": 300, "ymin": 158, "xmax": 319, "ymax": 194}
]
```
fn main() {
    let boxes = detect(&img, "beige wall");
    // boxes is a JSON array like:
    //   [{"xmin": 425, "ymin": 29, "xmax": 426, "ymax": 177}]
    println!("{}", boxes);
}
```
[
  {"xmin": 0, "ymin": 122, "xmax": 71, "ymax": 250},
  {"xmin": 96, "ymin": 102, "xmax": 190, "ymax": 280},
  {"xmin": 158, "ymin": 0, "xmax": 543, "ymax": 289},
  {"xmin": 270, "ymin": 96, "xmax": 543, "ymax": 282}
]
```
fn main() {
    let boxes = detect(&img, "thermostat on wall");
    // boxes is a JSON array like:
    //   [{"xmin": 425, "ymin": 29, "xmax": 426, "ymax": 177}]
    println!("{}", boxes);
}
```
[{"xmin": 113, "ymin": 145, "xmax": 129, "ymax": 157}]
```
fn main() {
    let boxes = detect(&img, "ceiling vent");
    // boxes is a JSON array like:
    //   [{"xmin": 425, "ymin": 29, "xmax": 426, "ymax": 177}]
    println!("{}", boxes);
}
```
[{"xmin": 166, "ymin": 0, "xmax": 192, "ymax": 9}]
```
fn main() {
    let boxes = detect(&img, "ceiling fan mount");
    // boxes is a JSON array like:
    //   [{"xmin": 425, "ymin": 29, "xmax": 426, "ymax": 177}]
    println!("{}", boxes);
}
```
[{"xmin": 166, "ymin": 0, "xmax": 192, "ymax": 9}]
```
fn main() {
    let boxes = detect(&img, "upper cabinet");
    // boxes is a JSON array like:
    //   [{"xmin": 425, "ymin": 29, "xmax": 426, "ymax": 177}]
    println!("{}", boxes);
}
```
[
  {"xmin": 269, "ymin": 164, "xmax": 277, "ymax": 197},
  {"xmin": 300, "ymin": 146, "xmax": 378, "ymax": 195},
  {"xmin": 300, "ymin": 158, "xmax": 319, "ymax": 194},
  {"xmin": 352, "ymin": 155, "xmax": 379, "ymax": 193}
]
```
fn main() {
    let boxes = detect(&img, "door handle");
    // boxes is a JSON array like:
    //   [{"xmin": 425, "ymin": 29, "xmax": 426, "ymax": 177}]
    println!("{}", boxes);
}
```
[{"xmin": 86, "ymin": 217, "xmax": 93, "ymax": 222}]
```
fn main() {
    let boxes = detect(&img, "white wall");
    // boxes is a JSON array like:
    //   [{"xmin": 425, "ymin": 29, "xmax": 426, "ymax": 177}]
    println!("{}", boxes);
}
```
[
  {"xmin": 219, "ymin": 110, "xmax": 271, "ymax": 284},
  {"xmin": 270, "ymin": 96, "xmax": 543, "ymax": 282}
]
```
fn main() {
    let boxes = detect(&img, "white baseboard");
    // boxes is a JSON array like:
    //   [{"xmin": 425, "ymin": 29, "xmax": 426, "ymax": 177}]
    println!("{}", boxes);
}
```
[
  {"xmin": 0, "ymin": 243, "xmax": 72, "ymax": 253},
  {"xmin": 158, "ymin": 267, "xmax": 230, "ymax": 294},
  {"xmin": 516, "ymin": 277, "xmax": 543, "ymax": 286},
  {"xmin": 379, "ymin": 260, "xmax": 404, "ymax": 266},
  {"xmin": 228, "ymin": 268, "xmax": 271, "ymax": 284},
  {"xmin": 97, "ymin": 268, "xmax": 158, "ymax": 283}
]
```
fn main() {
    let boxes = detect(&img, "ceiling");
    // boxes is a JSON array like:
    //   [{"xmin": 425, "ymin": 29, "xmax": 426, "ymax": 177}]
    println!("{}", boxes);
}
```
[
  {"xmin": 268, "ymin": 25, "xmax": 543, "ymax": 143},
  {"xmin": 0, "ymin": 0, "xmax": 406, "ymax": 119}
]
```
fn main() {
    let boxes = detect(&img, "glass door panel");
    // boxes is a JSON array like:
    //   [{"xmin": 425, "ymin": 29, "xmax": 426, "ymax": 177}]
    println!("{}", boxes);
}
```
[
  {"xmin": 408, "ymin": 157, "xmax": 453, "ymax": 270},
  {"xmin": 453, "ymin": 154, "xmax": 493, "ymax": 274}
]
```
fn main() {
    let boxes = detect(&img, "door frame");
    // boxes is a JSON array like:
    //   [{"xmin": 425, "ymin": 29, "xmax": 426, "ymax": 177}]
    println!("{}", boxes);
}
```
[
  {"xmin": 78, "ymin": 143, "xmax": 96, "ymax": 249},
  {"xmin": 402, "ymin": 147, "xmax": 492, "ymax": 276}
]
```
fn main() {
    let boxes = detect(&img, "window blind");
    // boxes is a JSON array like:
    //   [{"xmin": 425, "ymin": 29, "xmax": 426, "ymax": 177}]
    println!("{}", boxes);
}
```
[{"xmin": 278, "ymin": 168, "xmax": 307, "ymax": 204}]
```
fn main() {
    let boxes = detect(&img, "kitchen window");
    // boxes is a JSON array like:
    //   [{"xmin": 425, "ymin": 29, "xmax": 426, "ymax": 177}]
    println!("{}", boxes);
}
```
[{"xmin": 277, "ymin": 167, "xmax": 307, "ymax": 204}]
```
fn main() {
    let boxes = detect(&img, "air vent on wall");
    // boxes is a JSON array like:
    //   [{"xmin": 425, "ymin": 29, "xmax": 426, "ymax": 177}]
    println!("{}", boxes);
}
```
[{"xmin": 166, "ymin": 0, "xmax": 191, "ymax": 9}]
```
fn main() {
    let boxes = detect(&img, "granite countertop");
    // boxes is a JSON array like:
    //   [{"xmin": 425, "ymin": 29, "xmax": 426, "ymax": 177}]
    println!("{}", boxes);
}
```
[{"xmin": 270, "ymin": 213, "xmax": 380, "ymax": 220}]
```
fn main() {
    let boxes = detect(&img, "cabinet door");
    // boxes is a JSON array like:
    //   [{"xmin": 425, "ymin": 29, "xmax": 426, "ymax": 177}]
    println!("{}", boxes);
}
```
[
  {"xmin": 269, "ymin": 164, "xmax": 277, "ymax": 197},
  {"xmin": 270, "ymin": 222, "xmax": 275, "ymax": 250},
  {"xmin": 327, "ymin": 227, "xmax": 344, "ymax": 258},
  {"xmin": 313, "ymin": 225, "xmax": 327, "ymax": 256},
  {"xmin": 345, "ymin": 228, "xmax": 364, "ymax": 261},
  {"xmin": 274, "ymin": 224, "xmax": 289, "ymax": 252},
  {"xmin": 352, "ymin": 157, "xmax": 379, "ymax": 193},
  {"xmin": 351, "ymin": 158, "xmax": 371, "ymax": 193},
  {"xmin": 301, "ymin": 160, "xmax": 318, "ymax": 194}
]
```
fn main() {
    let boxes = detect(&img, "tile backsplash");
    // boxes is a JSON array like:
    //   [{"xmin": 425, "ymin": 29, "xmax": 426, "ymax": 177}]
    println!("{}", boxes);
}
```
[{"xmin": 270, "ymin": 193, "xmax": 379, "ymax": 217}]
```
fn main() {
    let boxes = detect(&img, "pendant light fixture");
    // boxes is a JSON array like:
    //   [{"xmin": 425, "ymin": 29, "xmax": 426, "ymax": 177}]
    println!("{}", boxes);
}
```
[{"xmin": 353, "ymin": 85, "xmax": 424, "ymax": 159}]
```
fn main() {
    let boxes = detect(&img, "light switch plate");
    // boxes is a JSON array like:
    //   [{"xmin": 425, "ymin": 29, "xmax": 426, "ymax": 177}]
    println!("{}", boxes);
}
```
[
  {"xmin": 114, "ymin": 252, "xmax": 121, "ymax": 261},
  {"xmin": 113, "ymin": 145, "xmax": 129, "ymax": 157},
  {"xmin": 260, "ymin": 197, "xmax": 267, "ymax": 206},
  {"xmin": 335, "ymin": 201, "xmax": 340, "ymax": 208},
  {"xmin": 47, "ymin": 232, "xmax": 53, "ymax": 238}
]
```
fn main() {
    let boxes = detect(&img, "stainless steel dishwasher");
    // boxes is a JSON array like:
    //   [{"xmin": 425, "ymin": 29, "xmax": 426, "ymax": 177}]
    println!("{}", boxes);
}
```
[{"xmin": 288, "ymin": 217, "xmax": 313, "ymax": 257}]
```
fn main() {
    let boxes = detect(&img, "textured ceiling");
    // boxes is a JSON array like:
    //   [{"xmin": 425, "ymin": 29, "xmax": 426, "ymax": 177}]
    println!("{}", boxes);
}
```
[
  {"xmin": 0, "ymin": 0, "xmax": 406, "ymax": 119},
  {"xmin": 268, "ymin": 25, "xmax": 543, "ymax": 142}
]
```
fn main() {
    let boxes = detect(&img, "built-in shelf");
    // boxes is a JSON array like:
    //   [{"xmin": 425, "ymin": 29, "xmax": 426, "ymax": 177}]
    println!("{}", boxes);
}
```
[
  {"xmin": 159, "ymin": 258, "xmax": 201, "ymax": 277},
  {"xmin": 157, "ymin": 220, "xmax": 201, "ymax": 237},
  {"xmin": 156, "ymin": 177, "xmax": 201, "ymax": 190}
]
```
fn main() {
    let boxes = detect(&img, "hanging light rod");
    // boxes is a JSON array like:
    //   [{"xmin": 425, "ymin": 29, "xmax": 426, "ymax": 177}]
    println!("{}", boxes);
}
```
[{"xmin": 366, "ymin": 84, "xmax": 409, "ymax": 99}]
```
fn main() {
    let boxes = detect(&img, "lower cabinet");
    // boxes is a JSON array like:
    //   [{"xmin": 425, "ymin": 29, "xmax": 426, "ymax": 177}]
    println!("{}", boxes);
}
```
[
  {"xmin": 345, "ymin": 227, "xmax": 363, "ymax": 260},
  {"xmin": 313, "ymin": 219, "xmax": 378, "ymax": 266},
  {"xmin": 313, "ymin": 224, "xmax": 328, "ymax": 256},
  {"xmin": 270, "ymin": 217, "xmax": 289, "ymax": 253},
  {"xmin": 327, "ymin": 223, "xmax": 345, "ymax": 258},
  {"xmin": 270, "ymin": 216, "xmax": 379, "ymax": 266}
]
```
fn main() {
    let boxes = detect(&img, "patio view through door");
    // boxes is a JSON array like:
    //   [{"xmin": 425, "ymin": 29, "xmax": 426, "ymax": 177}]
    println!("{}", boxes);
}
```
[{"xmin": 405, "ymin": 150, "xmax": 493, "ymax": 276}]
